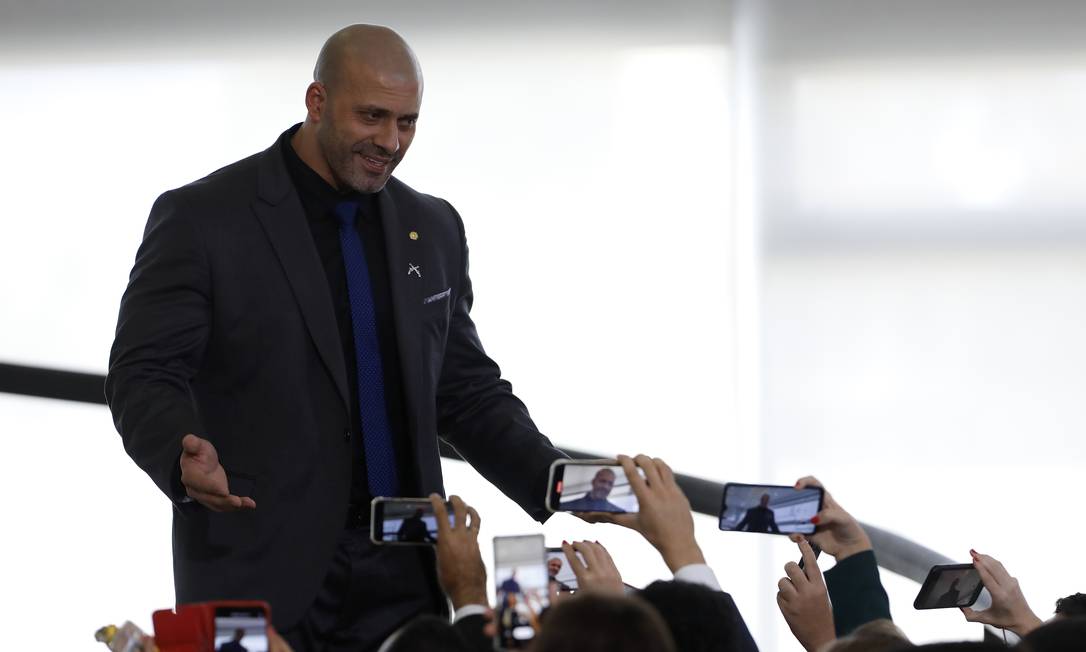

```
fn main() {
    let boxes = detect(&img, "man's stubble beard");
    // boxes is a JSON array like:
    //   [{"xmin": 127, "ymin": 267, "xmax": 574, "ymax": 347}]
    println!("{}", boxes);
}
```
[{"xmin": 317, "ymin": 125, "xmax": 396, "ymax": 194}]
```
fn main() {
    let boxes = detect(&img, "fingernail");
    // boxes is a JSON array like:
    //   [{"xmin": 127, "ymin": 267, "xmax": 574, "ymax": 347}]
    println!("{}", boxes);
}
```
[
  {"xmin": 562, "ymin": 540, "xmax": 569, "ymax": 545},
  {"xmin": 810, "ymin": 516, "xmax": 820, "ymax": 524}
]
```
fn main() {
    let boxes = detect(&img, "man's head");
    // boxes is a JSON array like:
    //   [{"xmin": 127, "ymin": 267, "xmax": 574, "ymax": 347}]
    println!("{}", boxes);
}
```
[
  {"xmin": 589, "ymin": 468, "xmax": 616, "ymax": 500},
  {"xmin": 639, "ymin": 580, "xmax": 751, "ymax": 652},
  {"xmin": 548, "ymin": 557, "xmax": 563, "ymax": 577},
  {"xmin": 300, "ymin": 24, "xmax": 422, "ymax": 194},
  {"xmin": 1054, "ymin": 592, "xmax": 1086, "ymax": 618},
  {"xmin": 532, "ymin": 593, "xmax": 675, "ymax": 652},
  {"xmin": 759, "ymin": 493, "xmax": 771, "ymax": 507}
]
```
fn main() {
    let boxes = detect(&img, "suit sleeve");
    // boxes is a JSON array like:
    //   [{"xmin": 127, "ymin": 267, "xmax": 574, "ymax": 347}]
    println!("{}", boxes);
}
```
[
  {"xmin": 105, "ymin": 190, "xmax": 210, "ymax": 505},
  {"xmin": 434, "ymin": 204, "xmax": 566, "ymax": 522},
  {"xmin": 823, "ymin": 550, "xmax": 893, "ymax": 636}
]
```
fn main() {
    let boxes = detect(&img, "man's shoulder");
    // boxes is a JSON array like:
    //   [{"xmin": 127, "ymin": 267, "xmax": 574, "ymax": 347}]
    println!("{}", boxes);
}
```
[{"xmin": 157, "ymin": 149, "xmax": 267, "ymax": 211}]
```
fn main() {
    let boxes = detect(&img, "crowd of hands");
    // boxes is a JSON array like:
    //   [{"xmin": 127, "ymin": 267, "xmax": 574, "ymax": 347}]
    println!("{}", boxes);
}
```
[{"xmin": 182, "ymin": 450, "xmax": 1078, "ymax": 652}]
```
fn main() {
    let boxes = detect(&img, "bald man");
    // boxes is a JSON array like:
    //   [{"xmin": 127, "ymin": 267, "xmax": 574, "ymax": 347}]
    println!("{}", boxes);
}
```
[{"xmin": 107, "ymin": 25, "xmax": 565, "ymax": 651}]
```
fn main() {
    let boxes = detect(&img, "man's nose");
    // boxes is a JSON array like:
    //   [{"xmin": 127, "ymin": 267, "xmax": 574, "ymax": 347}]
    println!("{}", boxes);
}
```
[{"xmin": 374, "ymin": 119, "xmax": 400, "ymax": 155}]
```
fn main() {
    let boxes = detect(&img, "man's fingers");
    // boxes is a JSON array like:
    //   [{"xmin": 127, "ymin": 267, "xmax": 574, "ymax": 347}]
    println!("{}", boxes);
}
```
[
  {"xmin": 187, "ymin": 490, "xmax": 254, "ymax": 512},
  {"xmin": 783, "ymin": 561, "xmax": 807, "ymax": 586},
  {"xmin": 777, "ymin": 576, "xmax": 798, "ymax": 599},
  {"xmin": 239, "ymin": 496, "xmax": 257, "ymax": 509},
  {"xmin": 617, "ymin": 455, "xmax": 648, "ymax": 496},
  {"xmin": 562, "ymin": 541, "xmax": 587, "ymax": 576},
  {"xmin": 466, "ymin": 506, "xmax": 481, "ymax": 534},
  {"xmin": 430, "ymin": 494, "xmax": 452, "ymax": 537},
  {"xmin": 181, "ymin": 433, "xmax": 205, "ymax": 455},
  {"xmin": 633, "ymin": 454, "xmax": 662, "ymax": 488},
  {"xmin": 654, "ymin": 458, "xmax": 675, "ymax": 486},
  {"xmin": 448, "ymin": 494, "xmax": 468, "ymax": 529},
  {"xmin": 797, "ymin": 538, "xmax": 823, "ymax": 583},
  {"xmin": 574, "ymin": 511, "xmax": 613, "ymax": 525}
]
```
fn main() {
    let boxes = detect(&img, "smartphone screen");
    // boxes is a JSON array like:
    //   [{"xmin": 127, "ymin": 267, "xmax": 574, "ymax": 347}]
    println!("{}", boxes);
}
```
[
  {"xmin": 370, "ymin": 498, "xmax": 454, "ymax": 546},
  {"xmin": 547, "ymin": 460, "xmax": 641, "ymax": 513},
  {"xmin": 914, "ymin": 564, "xmax": 984, "ymax": 609},
  {"xmin": 545, "ymin": 547, "xmax": 582, "ymax": 592},
  {"xmin": 494, "ymin": 534, "xmax": 548, "ymax": 649},
  {"xmin": 718, "ymin": 483, "xmax": 824, "ymax": 535},
  {"xmin": 213, "ymin": 606, "xmax": 269, "ymax": 652}
]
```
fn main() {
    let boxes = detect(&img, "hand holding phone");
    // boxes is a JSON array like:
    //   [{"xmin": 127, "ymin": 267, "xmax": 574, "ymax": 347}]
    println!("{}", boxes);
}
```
[
  {"xmin": 430, "ymin": 494, "xmax": 487, "ymax": 611},
  {"xmin": 494, "ymin": 534, "xmax": 548, "ymax": 648},
  {"xmin": 560, "ymin": 540, "xmax": 625, "ymax": 596},
  {"xmin": 794, "ymin": 476, "xmax": 871, "ymax": 560}
]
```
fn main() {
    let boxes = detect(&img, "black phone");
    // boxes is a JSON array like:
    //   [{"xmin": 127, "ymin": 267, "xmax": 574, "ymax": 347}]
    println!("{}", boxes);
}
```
[
  {"xmin": 718, "ymin": 482, "xmax": 824, "ymax": 535},
  {"xmin": 213, "ymin": 605, "xmax": 269, "ymax": 652},
  {"xmin": 369, "ymin": 497, "xmax": 453, "ymax": 546},
  {"xmin": 914, "ymin": 564, "xmax": 984, "ymax": 609},
  {"xmin": 546, "ymin": 459, "xmax": 641, "ymax": 513},
  {"xmin": 494, "ymin": 534, "xmax": 548, "ymax": 649}
]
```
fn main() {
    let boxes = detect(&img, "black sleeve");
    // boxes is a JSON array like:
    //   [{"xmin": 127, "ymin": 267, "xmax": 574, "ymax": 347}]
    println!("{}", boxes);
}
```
[
  {"xmin": 434, "ymin": 204, "xmax": 566, "ymax": 522},
  {"xmin": 452, "ymin": 614, "xmax": 493, "ymax": 652},
  {"xmin": 823, "ymin": 549, "xmax": 893, "ymax": 636},
  {"xmin": 105, "ymin": 190, "xmax": 210, "ymax": 506}
]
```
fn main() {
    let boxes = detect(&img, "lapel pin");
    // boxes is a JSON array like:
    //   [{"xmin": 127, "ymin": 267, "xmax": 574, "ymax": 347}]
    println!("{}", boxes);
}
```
[
  {"xmin": 408, "ymin": 263, "xmax": 422, "ymax": 278},
  {"xmin": 409, "ymin": 231, "xmax": 419, "ymax": 240}
]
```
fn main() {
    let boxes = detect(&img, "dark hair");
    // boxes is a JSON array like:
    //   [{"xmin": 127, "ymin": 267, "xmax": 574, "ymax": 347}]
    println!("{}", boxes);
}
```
[
  {"xmin": 907, "ymin": 643, "xmax": 1007, "ymax": 651},
  {"xmin": 381, "ymin": 614, "xmax": 470, "ymax": 652},
  {"xmin": 1054, "ymin": 592, "xmax": 1086, "ymax": 617},
  {"xmin": 532, "ymin": 593, "xmax": 675, "ymax": 652},
  {"xmin": 638, "ymin": 580, "xmax": 751, "ymax": 652},
  {"xmin": 1021, "ymin": 616, "xmax": 1086, "ymax": 652}
]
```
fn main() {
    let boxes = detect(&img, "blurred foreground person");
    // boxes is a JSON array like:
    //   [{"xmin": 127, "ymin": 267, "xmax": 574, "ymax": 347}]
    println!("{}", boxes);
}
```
[{"xmin": 531, "ymin": 593, "xmax": 675, "ymax": 652}]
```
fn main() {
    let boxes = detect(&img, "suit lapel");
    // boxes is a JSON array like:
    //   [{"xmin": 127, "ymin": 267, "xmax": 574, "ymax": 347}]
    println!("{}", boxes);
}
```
[
  {"xmin": 378, "ymin": 190, "xmax": 423, "ymax": 434},
  {"xmin": 251, "ymin": 143, "xmax": 350, "ymax": 410}
]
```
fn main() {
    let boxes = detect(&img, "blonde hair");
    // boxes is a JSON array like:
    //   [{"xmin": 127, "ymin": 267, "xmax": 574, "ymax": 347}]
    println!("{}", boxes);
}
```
[{"xmin": 820, "ymin": 619, "xmax": 913, "ymax": 652}]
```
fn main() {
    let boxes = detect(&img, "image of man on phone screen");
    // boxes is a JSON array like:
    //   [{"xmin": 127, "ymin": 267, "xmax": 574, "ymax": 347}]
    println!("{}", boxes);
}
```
[
  {"xmin": 561, "ymin": 468, "xmax": 625, "ymax": 513},
  {"xmin": 737, "ymin": 493, "xmax": 781, "ymax": 533}
]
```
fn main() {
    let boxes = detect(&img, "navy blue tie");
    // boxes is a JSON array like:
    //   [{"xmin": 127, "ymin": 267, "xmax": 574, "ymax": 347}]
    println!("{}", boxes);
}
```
[{"xmin": 334, "ymin": 200, "xmax": 400, "ymax": 497}]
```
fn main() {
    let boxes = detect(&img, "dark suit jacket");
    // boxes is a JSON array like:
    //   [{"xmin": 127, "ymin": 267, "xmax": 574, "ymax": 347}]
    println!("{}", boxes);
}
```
[{"xmin": 106, "ymin": 129, "xmax": 565, "ymax": 628}]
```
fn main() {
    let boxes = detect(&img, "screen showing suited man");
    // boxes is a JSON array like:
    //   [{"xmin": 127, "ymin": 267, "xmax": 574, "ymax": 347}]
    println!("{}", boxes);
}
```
[
  {"xmin": 558, "ymin": 464, "xmax": 639, "ymax": 513},
  {"xmin": 377, "ymin": 501, "xmax": 455, "ymax": 544},
  {"xmin": 718, "ymin": 485, "xmax": 822, "ymax": 534}
]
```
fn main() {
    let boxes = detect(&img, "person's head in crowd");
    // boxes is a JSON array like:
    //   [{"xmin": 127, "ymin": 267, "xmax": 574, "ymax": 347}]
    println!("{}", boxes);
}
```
[
  {"xmin": 531, "ymin": 593, "xmax": 676, "ymax": 652},
  {"xmin": 589, "ymin": 468, "xmax": 616, "ymax": 501},
  {"xmin": 1053, "ymin": 592, "xmax": 1086, "ymax": 618},
  {"xmin": 1019, "ymin": 614, "xmax": 1086, "ymax": 652},
  {"xmin": 639, "ymin": 580, "xmax": 750, "ymax": 652},
  {"xmin": 907, "ymin": 644, "xmax": 1007, "ymax": 651},
  {"xmin": 821, "ymin": 619, "xmax": 913, "ymax": 652},
  {"xmin": 377, "ymin": 615, "xmax": 470, "ymax": 652}
]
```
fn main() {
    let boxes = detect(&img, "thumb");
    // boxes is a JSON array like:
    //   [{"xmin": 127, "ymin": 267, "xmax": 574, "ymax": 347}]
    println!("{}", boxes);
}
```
[
  {"xmin": 181, "ymin": 433, "xmax": 205, "ymax": 455},
  {"xmin": 961, "ymin": 607, "xmax": 987, "ymax": 623}
]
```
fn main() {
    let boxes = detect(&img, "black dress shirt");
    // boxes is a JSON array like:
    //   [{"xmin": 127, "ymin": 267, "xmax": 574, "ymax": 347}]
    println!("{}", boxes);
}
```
[{"xmin": 280, "ymin": 125, "xmax": 416, "ymax": 510}]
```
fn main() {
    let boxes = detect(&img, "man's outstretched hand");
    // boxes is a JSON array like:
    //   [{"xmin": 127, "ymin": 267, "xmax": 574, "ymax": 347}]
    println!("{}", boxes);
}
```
[{"xmin": 179, "ymin": 434, "xmax": 256, "ymax": 512}]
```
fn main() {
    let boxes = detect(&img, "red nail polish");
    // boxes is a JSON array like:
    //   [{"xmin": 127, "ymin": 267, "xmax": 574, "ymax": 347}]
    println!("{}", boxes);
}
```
[
  {"xmin": 562, "ymin": 540, "xmax": 569, "ymax": 545},
  {"xmin": 810, "ymin": 516, "xmax": 820, "ymax": 524}
]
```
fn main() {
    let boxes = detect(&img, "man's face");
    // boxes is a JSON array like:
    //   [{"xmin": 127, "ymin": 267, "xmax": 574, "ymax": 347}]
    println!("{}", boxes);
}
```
[
  {"xmin": 589, "ymin": 469, "xmax": 616, "ymax": 500},
  {"xmin": 547, "ymin": 557, "xmax": 563, "ymax": 576},
  {"xmin": 759, "ymin": 493, "xmax": 770, "ymax": 507},
  {"xmin": 314, "ymin": 63, "xmax": 421, "ymax": 194}
]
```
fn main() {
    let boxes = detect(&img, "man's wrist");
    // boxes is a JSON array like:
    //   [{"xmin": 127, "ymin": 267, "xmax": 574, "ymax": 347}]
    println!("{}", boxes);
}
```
[
  {"xmin": 1011, "ymin": 612, "xmax": 1044, "ymax": 637},
  {"xmin": 833, "ymin": 535, "xmax": 873, "ymax": 561},
  {"xmin": 660, "ymin": 541, "xmax": 706, "ymax": 573},
  {"xmin": 450, "ymin": 588, "xmax": 488, "ymax": 611}
]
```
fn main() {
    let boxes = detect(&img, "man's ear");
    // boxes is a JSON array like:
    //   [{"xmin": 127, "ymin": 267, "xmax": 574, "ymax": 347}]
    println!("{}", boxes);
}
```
[{"xmin": 305, "ymin": 82, "xmax": 326, "ymax": 123}]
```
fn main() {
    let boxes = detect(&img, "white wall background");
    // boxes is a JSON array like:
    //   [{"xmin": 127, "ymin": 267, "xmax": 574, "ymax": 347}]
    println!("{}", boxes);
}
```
[{"xmin": 2, "ymin": 0, "xmax": 1085, "ymax": 650}]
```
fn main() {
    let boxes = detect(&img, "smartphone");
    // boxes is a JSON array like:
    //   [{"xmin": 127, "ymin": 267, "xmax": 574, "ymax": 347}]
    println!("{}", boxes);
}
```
[
  {"xmin": 213, "ymin": 605, "xmax": 269, "ymax": 652},
  {"xmin": 494, "ymin": 534, "xmax": 548, "ymax": 649},
  {"xmin": 546, "ymin": 459, "xmax": 641, "ymax": 513},
  {"xmin": 718, "ymin": 483, "xmax": 824, "ymax": 535},
  {"xmin": 914, "ymin": 564, "xmax": 985, "ymax": 609},
  {"xmin": 545, "ymin": 546, "xmax": 582, "ymax": 592},
  {"xmin": 370, "ymin": 497, "xmax": 453, "ymax": 546}
]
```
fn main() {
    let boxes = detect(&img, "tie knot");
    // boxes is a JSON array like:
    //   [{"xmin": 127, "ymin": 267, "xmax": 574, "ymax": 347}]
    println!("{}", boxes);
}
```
[{"xmin": 334, "ymin": 200, "xmax": 360, "ymax": 227}]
